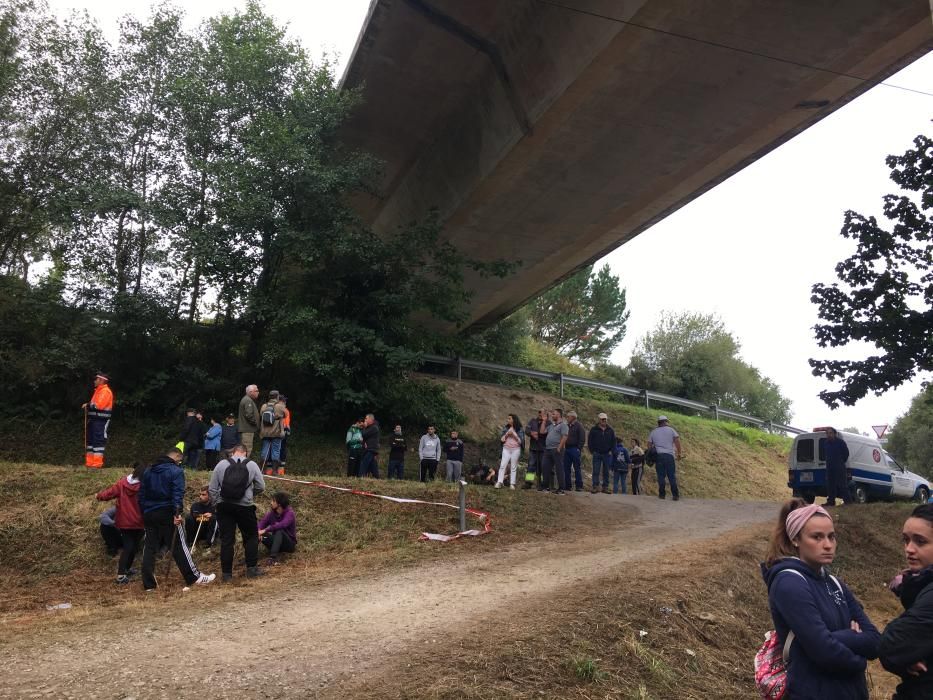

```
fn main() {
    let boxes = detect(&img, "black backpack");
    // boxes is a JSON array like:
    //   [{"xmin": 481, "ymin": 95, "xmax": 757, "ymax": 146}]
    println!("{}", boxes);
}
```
[
  {"xmin": 220, "ymin": 458, "xmax": 252, "ymax": 501},
  {"xmin": 261, "ymin": 402, "xmax": 276, "ymax": 427},
  {"xmin": 645, "ymin": 445, "xmax": 658, "ymax": 467}
]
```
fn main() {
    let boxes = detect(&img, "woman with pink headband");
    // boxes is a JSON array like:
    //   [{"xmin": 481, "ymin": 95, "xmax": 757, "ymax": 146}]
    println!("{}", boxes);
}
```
[{"xmin": 761, "ymin": 499, "xmax": 879, "ymax": 698}]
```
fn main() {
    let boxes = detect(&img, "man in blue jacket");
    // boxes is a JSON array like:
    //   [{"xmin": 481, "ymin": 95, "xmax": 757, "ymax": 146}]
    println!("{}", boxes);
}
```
[
  {"xmin": 824, "ymin": 427, "xmax": 852, "ymax": 506},
  {"xmin": 138, "ymin": 448, "xmax": 215, "ymax": 591}
]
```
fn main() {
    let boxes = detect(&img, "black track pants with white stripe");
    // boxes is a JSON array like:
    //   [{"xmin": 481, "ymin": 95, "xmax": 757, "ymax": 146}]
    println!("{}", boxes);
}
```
[{"xmin": 141, "ymin": 507, "xmax": 201, "ymax": 589}]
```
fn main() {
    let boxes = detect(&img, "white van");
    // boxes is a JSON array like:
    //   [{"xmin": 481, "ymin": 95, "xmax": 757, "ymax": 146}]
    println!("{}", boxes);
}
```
[{"xmin": 788, "ymin": 429, "xmax": 931, "ymax": 504}]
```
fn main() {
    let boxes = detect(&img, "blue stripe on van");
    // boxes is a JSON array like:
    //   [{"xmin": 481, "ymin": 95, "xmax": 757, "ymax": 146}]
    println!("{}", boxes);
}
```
[{"xmin": 850, "ymin": 468, "xmax": 892, "ymax": 483}]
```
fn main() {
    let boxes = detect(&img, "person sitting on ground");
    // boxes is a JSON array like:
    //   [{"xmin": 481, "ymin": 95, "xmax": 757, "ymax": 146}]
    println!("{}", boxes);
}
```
[
  {"xmin": 444, "ymin": 430, "xmax": 465, "ymax": 483},
  {"xmin": 258, "ymin": 491, "xmax": 297, "ymax": 566},
  {"xmin": 99, "ymin": 506, "xmax": 122, "ymax": 557},
  {"xmin": 185, "ymin": 485, "xmax": 217, "ymax": 548},
  {"xmin": 468, "ymin": 461, "xmax": 496, "ymax": 485},
  {"xmin": 97, "ymin": 462, "xmax": 146, "ymax": 584},
  {"xmin": 761, "ymin": 499, "xmax": 879, "ymax": 698},
  {"xmin": 612, "ymin": 437, "xmax": 631, "ymax": 495},
  {"xmin": 879, "ymin": 504, "xmax": 933, "ymax": 699}
]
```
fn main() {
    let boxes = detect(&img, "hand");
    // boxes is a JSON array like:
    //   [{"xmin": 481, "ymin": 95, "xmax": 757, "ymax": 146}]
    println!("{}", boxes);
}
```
[
  {"xmin": 81, "ymin": 403, "xmax": 87, "ymax": 410},
  {"xmin": 908, "ymin": 661, "xmax": 928, "ymax": 677},
  {"xmin": 173, "ymin": 515, "xmax": 182, "ymax": 526},
  {"xmin": 258, "ymin": 528, "xmax": 266, "ymax": 536},
  {"xmin": 849, "ymin": 620, "xmax": 862, "ymax": 634}
]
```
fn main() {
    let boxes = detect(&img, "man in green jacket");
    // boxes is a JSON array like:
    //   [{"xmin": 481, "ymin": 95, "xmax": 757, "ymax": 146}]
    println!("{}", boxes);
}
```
[
  {"xmin": 238, "ymin": 384, "xmax": 260, "ymax": 456},
  {"xmin": 345, "ymin": 418, "xmax": 364, "ymax": 477}
]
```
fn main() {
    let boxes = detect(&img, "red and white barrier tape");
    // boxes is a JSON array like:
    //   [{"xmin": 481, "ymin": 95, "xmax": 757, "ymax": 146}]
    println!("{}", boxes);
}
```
[{"xmin": 264, "ymin": 475, "xmax": 492, "ymax": 542}]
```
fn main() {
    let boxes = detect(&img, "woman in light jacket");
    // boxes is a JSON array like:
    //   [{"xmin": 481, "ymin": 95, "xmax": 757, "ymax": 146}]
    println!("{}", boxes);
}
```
[{"xmin": 761, "ymin": 498, "xmax": 879, "ymax": 699}]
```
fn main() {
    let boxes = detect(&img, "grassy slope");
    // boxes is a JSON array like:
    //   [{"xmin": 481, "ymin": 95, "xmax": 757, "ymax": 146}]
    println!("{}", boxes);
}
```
[{"xmin": 353, "ymin": 503, "xmax": 914, "ymax": 700}]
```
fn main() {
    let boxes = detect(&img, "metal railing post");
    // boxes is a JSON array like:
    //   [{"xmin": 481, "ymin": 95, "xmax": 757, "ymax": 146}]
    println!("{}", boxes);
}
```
[
  {"xmin": 643, "ymin": 389, "xmax": 650, "ymax": 410},
  {"xmin": 456, "ymin": 356, "xmax": 462, "ymax": 381},
  {"xmin": 712, "ymin": 405, "xmax": 719, "ymax": 421},
  {"xmin": 459, "ymin": 479, "xmax": 467, "ymax": 532},
  {"xmin": 559, "ymin": 373, "xmax": 564, "ymax": 398}
]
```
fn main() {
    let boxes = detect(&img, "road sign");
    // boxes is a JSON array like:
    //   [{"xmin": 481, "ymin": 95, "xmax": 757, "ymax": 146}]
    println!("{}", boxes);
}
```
[{"xmin": 872, "ymin": 424, "xmax": 889, "ymax": 439}]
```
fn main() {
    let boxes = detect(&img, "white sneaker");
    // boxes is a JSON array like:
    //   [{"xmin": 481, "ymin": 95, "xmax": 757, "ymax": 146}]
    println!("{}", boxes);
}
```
[
  {"xmin": 195, "ymin": 573, "xmax": 216, "ymax": 586},
  {"xmin": 509, "ymin": 484, "xmax": 515, "ymax": 490},
  {"xmin": 494, "ymin": 482, "xmax": 502, "ymax": 489}
]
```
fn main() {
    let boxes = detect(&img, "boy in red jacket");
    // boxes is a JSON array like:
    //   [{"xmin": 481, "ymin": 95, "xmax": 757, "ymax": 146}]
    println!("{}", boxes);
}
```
[{"xmin": 96, "ymin": 463, "xmax": 146, "ymax": 584}]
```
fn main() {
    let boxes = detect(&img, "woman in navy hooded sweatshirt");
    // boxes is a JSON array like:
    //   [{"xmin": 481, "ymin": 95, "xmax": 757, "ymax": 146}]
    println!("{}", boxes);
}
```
[{"xmin": 761, "ymin": 499, "xmax": 880, "ymax": 699}]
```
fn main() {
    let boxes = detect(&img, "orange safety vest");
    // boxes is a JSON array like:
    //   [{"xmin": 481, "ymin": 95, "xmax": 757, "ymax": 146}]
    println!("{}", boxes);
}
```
[
  {"xmin": 88, "ymin": 384, "xmax": 114, "ymax": 419},
  {"xmin": 283, "ymin": 407, "xmax": 291, "ymax": 430}
]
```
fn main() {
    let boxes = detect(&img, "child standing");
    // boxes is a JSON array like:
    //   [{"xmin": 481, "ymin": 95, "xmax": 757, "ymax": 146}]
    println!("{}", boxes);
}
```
[
  {"xmin": 258, "ymin": 492, "xmax": 297, "ymax": 565},
  {"xmin": 96, "ymin": 463, "xmax": 145, "ymax": 584},
  {"xmin": 612, "ymin": 438, "xmax": 631, "ymax": 494}
]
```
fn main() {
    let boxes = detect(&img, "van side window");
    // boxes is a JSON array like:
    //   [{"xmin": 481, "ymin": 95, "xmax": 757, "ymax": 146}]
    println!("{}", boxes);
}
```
[
  {"xmin": 818, "ymin": 438, "xmax": 826, "ymax": 462},
  {"xmin": 796, "ymin": 439, "xmax": 815, "ymax": 463}
]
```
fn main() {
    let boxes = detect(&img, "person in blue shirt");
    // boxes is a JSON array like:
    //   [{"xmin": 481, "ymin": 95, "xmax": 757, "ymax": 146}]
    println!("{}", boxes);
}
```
[
  {"xmin": 612, "ymin": 437, "xmax": 630, "ymax": 494},
  {"xmin": 204, "ymin": 416, "xmax": 222, "ymax": 471},
  {"xmin": 761, "ymin": 499, "xmax": 879, "ymax": 699}
]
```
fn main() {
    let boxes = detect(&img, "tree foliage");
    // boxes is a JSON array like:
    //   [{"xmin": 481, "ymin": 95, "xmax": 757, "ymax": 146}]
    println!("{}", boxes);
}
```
[
  {"xmin": 886, "ymin": 383, "xmax": 933, "ymax": 479},
  {"xmin": 528, "ymin": 263, "xmax": 629, "ymax": 365},
  {"xmin": 810, "ymin": 133, "xmax": 933, "ymax": 407},
  {"xmin": 626, "ymin": 312, "xmax": 792, "ymax": 424},
  {"xmin": 0, "ymin": 1, "xmax": 500, "ymax": 426}
]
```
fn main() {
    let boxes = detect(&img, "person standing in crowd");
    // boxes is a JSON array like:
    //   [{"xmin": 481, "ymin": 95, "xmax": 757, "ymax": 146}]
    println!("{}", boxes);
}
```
[
  {"xmin": 82, "ymin": 371, "xmax": 114, "ymax": 468},
  {"xmin": 612, "ymin": 437, "xmax": 631, "ymax": 495},
  {"xmin": 419, "ymin": 425, "xmax": 441, "ymax": 482},
  {"xmin": 185, "ymin": 485, "xmax": 217, "ymax": 548},
  {"xmin": 96, "ymin": 462, "xmax": 145, "ymax": 584},
  {"xmin": 824, "ymin": 427, "xmax": 852, "ymax": 507},
  {"xmin": 277, "ymin": 396, "xmax": 291, "ymax": 475},
  {"xmin": 525, "ymin": 410, "xmax": 549, "ymax": 490},
  {"xmin": 761, "ymin": 499, "xmax": 879, "ymax": 698},
  {"xmin": 445, "ymin": 430, "xmax": 465, "ymax": 483},
  {"xmin": 563, "ymin": 410, "xmax": 586, "ymax": 492},
  {"xmin": 179, "ymin": 409, "xmax": 206, "ymax": 469},
  {"xmin": 588, "ymin": 412, "xmax": 616, "ymax": 494},
  {"xmin": 238, "ymin": 384, "xmax": 260, "ymax": 456},
  {"xmin": 879, "ymin": 504, "xmax": 933, "ymax": 699},
  {"xmin": 345, "ymin": 417, "xmax": 364, "ymax": 478},
  {"xmin": 358, "ymin": 413, "xmax": 381, "ymax": 478},
  {"xmin": 648, "ymin": 415, "xmax": 683, "ymax": 500},
  {"xmin": 220, "ymin": 413, "xmax": 240, "ymax": 457},
  {"xmin": 541, "ymin": 408, "xmax": 568, "ymax": 494},
  {"xmin": 258, "ymin": 491, "xmax": 297, "ymax": 566},
  {"xmin": 259, "ymin": 390, "xmax": 287, "ymax": 475},
  {"xmin": 139, "ymin": 448, "xmax": 215, "ymax": 590},
  {"xmin": 203, "ymin": 417, "xmax": 222, "ymax": 472},
  {"xmin": 496, "ymin": 414, "xmax": 524, "ymax": 490},
  {"xmin": 387, "ymin": 424, "xmax": 407, "ymax": 480},
  {"xmin": 209, "ymin": 444, "xmax": 265, "ymax": 582},
  {"xmin": 629, "ymin": 438, "xmax": 645, "ymax": 495}
]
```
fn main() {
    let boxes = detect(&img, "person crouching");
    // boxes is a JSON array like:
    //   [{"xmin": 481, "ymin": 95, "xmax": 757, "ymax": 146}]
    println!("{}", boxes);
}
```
[{"xmin": 258, "ymin": 492, "xmax": 297, "ymax": 566}]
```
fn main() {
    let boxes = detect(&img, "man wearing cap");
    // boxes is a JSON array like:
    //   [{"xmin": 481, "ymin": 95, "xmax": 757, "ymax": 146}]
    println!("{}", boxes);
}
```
[
  {"xmin": 238, "ymin": 384, "xmax": 260, "ymax": 455},
  {"xmin": 588, "ymin": 413, "xmax": 616, "ymax": 494},
  {"xmin": 563, "ymin": 410, "xmax": 586, "ymax": 492},
  {"xmin": 648, "ymin": 416, "xmax": 683, "ymax": 500},
  {"xmin": 220, "ymin": 413, "xmax": 240, "ymax": 457},
  {"xmin": 82, "ymin": 372, "xmax": 114, "ymax": 468}
]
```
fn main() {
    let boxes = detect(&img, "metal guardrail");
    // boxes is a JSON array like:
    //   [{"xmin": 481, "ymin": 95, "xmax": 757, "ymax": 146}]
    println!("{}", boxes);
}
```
[{"xmin": 421, "ymin": 354, "xmax": 805, "ymax": 435}]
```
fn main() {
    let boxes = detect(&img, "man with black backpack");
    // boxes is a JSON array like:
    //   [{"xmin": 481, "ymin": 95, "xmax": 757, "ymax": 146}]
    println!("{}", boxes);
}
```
[{"xmin": 208, "ymin": 443, "xmax": 266, "ymax": 582}]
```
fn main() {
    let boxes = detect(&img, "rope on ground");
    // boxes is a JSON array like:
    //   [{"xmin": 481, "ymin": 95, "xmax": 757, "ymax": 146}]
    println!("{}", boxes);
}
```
[{"xmin": 264, "ymin": 475, "xmax": 493, "ymax": 542}]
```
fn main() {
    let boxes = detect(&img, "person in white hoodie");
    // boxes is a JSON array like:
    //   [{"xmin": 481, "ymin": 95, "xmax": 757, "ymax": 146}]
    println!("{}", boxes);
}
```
[{"xmin": 419, "ymin": 425, "xmax": 442, "ymax": 482}]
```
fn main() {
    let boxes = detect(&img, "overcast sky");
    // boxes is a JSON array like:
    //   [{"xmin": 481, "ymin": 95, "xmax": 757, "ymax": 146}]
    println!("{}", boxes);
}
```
[{"xmin": 46, "ymin": 0, "xmax": 932, "ymax": 434}]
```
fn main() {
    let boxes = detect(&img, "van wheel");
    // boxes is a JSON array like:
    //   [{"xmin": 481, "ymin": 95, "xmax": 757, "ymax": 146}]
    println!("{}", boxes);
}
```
[
  {"xmin": 801, "ymin": 491, "xmax": 815, "ymax": 505},
  {"xmin": 853, "ymin": 485, "xmax": 868, "ymax": 504},
  {"xmin": 917, "ymin": 487, "xmax": 930, "ymax": 504}
]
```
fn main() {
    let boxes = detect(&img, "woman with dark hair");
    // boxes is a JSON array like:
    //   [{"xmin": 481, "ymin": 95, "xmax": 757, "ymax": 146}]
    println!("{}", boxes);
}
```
[
  {"xmin": 879, "ymin": 504, "xmax": 933, "ymax": 699},
  {"xmin": 96, "ymin": 462, "xmax": 146, "ymax": 584},
  {"xmin": 630, "ymin": 438, "xmax": 645, "ymax": 495},
  {"xmin": 258, "ymin": 492, "xmax": 297, "ymax": 565},
  {"xmin": 496, "ymin": 414, "xmax": 524, "ymax": 490},
  {"xmin": 761, "ymin": 498, "xmax": 879, "ymax": 699}
]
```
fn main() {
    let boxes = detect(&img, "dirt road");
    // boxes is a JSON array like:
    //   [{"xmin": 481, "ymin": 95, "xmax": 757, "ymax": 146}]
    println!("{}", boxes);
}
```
[{"xmin": 2, "ymin": 494, "xmax": 777, "ymax": 699}]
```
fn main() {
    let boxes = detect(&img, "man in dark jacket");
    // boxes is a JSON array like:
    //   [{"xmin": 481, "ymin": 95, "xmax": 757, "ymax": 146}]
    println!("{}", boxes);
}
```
[
  {"xmin": 220, "ymin": 413, "xmax": 240, "ymax": 456},
  {"xmin": 358, "ymin": 413, "xmax": 380, "ymax": 478},
  {"xmin": 563, "ymin": 411, "xmax": 586, "ymax": 492},
  {"xmin": 138, "ymin": 448, "xmax": 215, "ymax": 590},
  {"xmin": 179, "ymin": 409, "xmax": 207, "ymax": 469},
  {"xmin": 824, "ymin": 427, "xmax": 852, "ymax": 506},
  {"xmin": 387, "ymin": 425, "xmax": 406, "ymax": 480},
  {"xmin": 588, "ymin": 413, "xmax": 616, "ymax": 494},
  {"xmin": 525, "ymin": 410, "xmax": 549, "ymax": 490}
]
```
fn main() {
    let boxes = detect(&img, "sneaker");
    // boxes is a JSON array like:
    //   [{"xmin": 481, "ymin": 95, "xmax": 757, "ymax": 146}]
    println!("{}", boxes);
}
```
[
  {"xmin": 115, "ymin": 574, "xmax": 130, "ymax": 585},
  {"xmin": 575, "ymin": 487, "xmax": 584, "ymax": 492},
  {"xmin": 536, "ymin": 487, "xmax": 545, "ymax": 492},
  {"xmin": 509, "ymin": 485, "xmax": 515, "ymax": 490},
  {"xmin": 145, "ymin": 588, "xmax": 156, "ymax": 593},
  {"xmin": 672, "ymin": 496, "xmax": 680, "ymax": 501},
  {"xmin": 659, "ymin": 495, "xmax": 666, "ymax": 500},
  {"xmin": 195, "ymin": 573, "xmax": 216, "ymax": 586},
  {"xmin": 494, "ymin": 482, "xmax": 502, "ymax": 489},
  {"xmin": 591, "ymin": 488, "xmax": 598, "ymax": 494},
  {"xmin": 555, "ymin": 489, "xmax": 565, "ymax": 495},
  {"xmin": 246, "ymin": 566, "xmax": 265, "ymax": 579},
  {"xmin": 222, "ymin": 573, "xmax": 233, "ymax": 583},
  {"xmin": 601, "ymin": 488, "xmax": 611, "ymax": 494}
]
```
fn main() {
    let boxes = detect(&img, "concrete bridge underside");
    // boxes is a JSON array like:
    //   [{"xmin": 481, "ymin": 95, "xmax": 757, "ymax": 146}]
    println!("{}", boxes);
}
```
[{"xmin": 341, "ymin": 0, "xmax": 933, "ymax": 329}]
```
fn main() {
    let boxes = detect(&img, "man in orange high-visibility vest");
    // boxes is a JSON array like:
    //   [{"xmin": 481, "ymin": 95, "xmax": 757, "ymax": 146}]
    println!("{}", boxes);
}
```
[{"xmin": 83, "ymin": 372, "xmax": 114, "ymax": 468}]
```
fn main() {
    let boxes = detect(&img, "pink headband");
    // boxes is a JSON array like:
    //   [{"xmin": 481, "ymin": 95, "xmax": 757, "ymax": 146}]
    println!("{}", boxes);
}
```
[{"xmin": 785, "ymin": 504, "xmax": 831, "ymax": 541}]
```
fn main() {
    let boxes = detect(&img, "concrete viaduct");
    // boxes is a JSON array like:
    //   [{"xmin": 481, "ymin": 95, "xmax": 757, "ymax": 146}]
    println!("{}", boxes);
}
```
[{"xmin": 340, "ymin": 0, "xmax": 932, "ymax": 328}]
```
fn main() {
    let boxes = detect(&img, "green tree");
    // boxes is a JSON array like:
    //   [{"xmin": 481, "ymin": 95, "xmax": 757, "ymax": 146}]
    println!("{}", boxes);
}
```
[
  {"xmin": 886, "ymin": 383, "xmax": 933, "ymax": 479},
  {"xmin": 627, "ymin": 312, "xmax": 792, "ymax": 424},
  {"xmin": 529, "ymin": 263, "xmax": 628, "ymax": 365},
  {"xmin": 810, "ymin": 133, "xmax": 932, "ymax": 408}
]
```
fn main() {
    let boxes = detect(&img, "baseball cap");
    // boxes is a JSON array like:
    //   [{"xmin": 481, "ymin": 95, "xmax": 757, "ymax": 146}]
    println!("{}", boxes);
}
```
[
  {"xmin": 658, "ymin": 415, "xmax": 669, "ymax": 422},
  {"xmin": 598, "ymin": 412, "xmax": 608, "ymax": 420}
]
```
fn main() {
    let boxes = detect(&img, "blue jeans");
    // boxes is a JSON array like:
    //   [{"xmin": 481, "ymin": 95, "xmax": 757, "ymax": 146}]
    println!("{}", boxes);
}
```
[
  {"xmin": 387, "ymin": 459, "xmax": 404, "ymax": 480},
  {"xmin": 261, "ymin": 437, "xmax": 282, "ymax": 463},
  {"xmin": 563, "ymin": 447, "xmax": 583, "ymax": 489},
  {"xmin": 613, "ymin": 469, "xmax": 629, "ymax": 494},
  {"xmin": 591, "ymin": 452, "xmax": 612, "ymax": 489},
  {"xmin": 655, "ymin": 453, "xmax": 679, "ymax": 499},
  {"xmin": 358, "ymin": 450, "xmax": 380, "ymax": 478}
]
